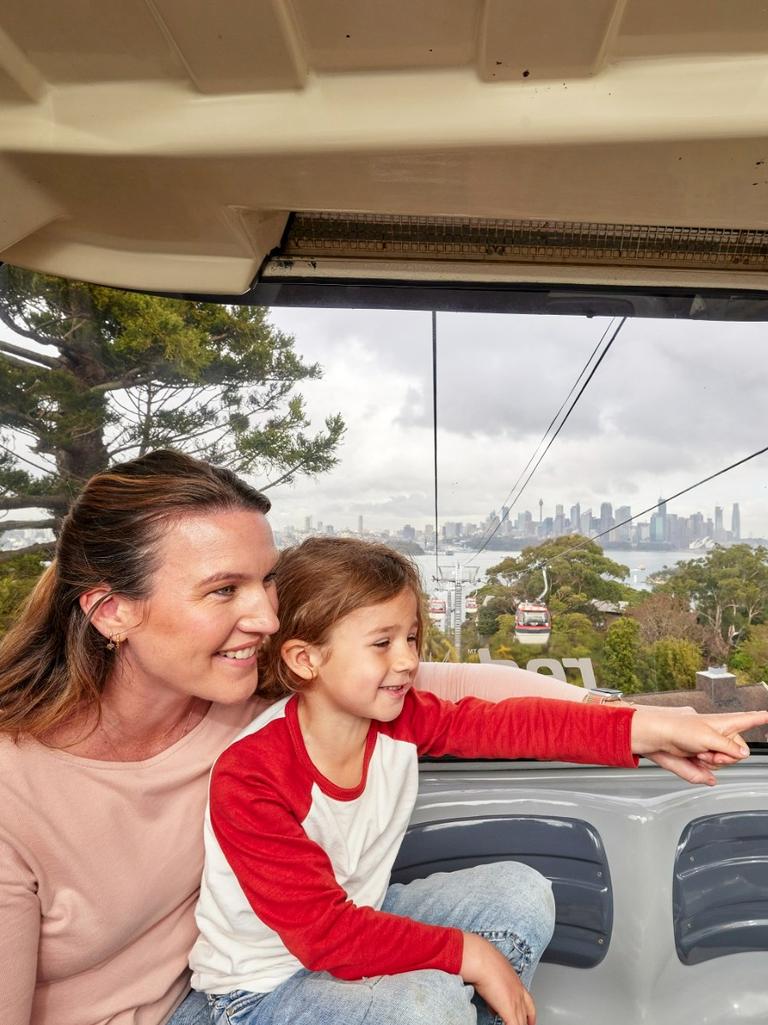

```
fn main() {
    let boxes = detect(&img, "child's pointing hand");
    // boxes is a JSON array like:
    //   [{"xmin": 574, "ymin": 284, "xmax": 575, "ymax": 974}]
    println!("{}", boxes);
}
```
[{"xmin": 630, "ymin": 708, "xmax": 768, "ymax": 785}]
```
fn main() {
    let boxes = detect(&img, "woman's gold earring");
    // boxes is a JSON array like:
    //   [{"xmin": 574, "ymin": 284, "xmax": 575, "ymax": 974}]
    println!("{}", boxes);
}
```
[{"xmin": 106, "ymin": 634, "xmax": 122, "ymax": 652}]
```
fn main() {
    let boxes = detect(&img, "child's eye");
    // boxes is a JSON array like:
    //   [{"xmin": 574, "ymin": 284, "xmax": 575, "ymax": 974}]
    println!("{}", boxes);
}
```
[
  {"xmin": 373, "ymin": 639, "xmax": 390, "ymax": 649},
  {"xmin": 408, "ymin": 634, "xmax": 418, "ymax": 644},
  {"xmin": 264, "ymin": 571, "xmax": 277, "ymax": 586}
]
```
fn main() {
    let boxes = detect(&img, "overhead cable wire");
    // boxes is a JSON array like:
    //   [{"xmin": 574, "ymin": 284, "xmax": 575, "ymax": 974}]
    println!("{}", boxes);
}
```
[
  {"xmin": 431, "ymin": 311, "xmax": 439, "ymax": 583},
  {"xmin": 466, "ymin": 315, "xmax": 627, "ymax": 564},
  {"xmin": 546, "ymin": 441, "xmax": 768, "ymax": 570}
]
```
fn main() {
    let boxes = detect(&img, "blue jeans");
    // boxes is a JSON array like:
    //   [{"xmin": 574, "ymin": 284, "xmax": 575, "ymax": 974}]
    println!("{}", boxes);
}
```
[
  {"xmin": 167, "ymin": 989, "xmax": 212, "ymax": 1024},
  {"xmin": 205, "ymin": 861, "xmax": 555, "ymax": 1025}
]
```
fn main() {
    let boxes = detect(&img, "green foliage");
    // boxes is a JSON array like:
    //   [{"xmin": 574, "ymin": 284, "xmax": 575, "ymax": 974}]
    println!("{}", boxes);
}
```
[
  {"xmin": 655, "ymin": 544, "xmax": 768, "ymax": 656},
  {"xmin": 423, "ymin": 619, "xmax": 457, "ymax": 662},
  {"xmin": 0, "ymin": 266, "xmax": 345, "ymax": 555},
  {"xmin": 601, "ymin": 618, "xmax": 642, "ymax": 693},
  {"xmin": 731, "ymin": 624, "xmax": 768, "ymax": 682},
  {"xmin": 476, "ymin": 594, "xmax": 515, "ymax": 638},
  {"xmin": 642, "ymin": 637, "xmax": 702, "ymax": 691},
  {"xmin": 547, "ymin": 612, "xmax": 600, "ymax": 662},
  {"xmin": 487, "ymin": 536, "xmax": 633, "ymax": 621},
  {"xmin": 0, "ymin": 551, "xmax": 48, "ymax": 633}
]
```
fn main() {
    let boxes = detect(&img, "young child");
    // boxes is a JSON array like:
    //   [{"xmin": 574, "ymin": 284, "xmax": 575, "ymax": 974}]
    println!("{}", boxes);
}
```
[{"xmin": 190, "ymin": 537, "xmax": 765, "ymax": 1025}]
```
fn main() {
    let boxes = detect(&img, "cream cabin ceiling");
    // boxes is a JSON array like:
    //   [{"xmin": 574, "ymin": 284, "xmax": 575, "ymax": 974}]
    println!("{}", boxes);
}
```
[{"xmin": 1, "ymin": 0, "xmax": 767, "ymax": 293}]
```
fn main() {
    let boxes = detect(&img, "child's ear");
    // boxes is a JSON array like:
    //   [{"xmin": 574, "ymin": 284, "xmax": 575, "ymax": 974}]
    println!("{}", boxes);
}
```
[{"xmin": 281, "ymin": 638, "xmax": 323, "ymax": 681}]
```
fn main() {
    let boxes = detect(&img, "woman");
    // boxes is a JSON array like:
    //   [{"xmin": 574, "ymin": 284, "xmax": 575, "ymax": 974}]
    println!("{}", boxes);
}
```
[{"xmin": 0, "ymin": 450, "xmax": 757, "ymax": 1025}]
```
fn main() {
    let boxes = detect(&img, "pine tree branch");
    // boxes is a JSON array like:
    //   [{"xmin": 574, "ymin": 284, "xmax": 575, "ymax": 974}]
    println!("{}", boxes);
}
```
[
  {"xmin": 0, "ymin": 541, "xmax": 55, "ymax": 564},
  {"xmin": 0, "ymin": 304, "xmax": 61, "ymax": 347},
  {"xmin": 0, "ymin": 404, "xmax": 43, "ymax": 434},
  {"xmin": 89, "ymin": 371, "xmax": 160, "ymax": 395},
  {"xmin": 0, "ymin": 350, "xmax": 55, "ymax": 374},
  {"xmin": 0, "ymin": 518, "xmax": 56, "ymax": 532},
  {"xmin": 260, "ymin": 456, "xmax": 315, "ymax": 492},
  {"xmin": 0, "ymin": 442, "xmax": 55, "ymax": 476},
  {"xmin": 0, "ymin": 494, "xmax": 69, "ymax": 511},
  {"xmin": 0, "ymin": 340, "xmax": 60, "ymax": 369}
]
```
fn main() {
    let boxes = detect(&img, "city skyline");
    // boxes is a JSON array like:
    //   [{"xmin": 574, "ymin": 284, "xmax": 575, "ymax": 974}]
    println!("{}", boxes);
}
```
[
  {"xmin": 262, "ymin": 308, "xmax": 768, "ymax": 539},
  {"xmin": 272, "ymin": 496, "xmax": 757, "ymax": 551}
]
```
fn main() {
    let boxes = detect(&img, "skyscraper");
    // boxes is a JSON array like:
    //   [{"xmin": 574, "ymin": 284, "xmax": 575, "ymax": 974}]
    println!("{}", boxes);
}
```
[
  {"xmin": 599, "ymin": 502, "xmax": 614, "ymax": 535},
  {"xmin": 615, "ymin": 505, "xmax": 631, "ymax": 543},
  {"xmin": 714, "ymin": 506, "xmax": 724, "ymax": 541},
  {"xmin": 732, "ymin": 503, "xmax": 741, "ymax": 540},
  {"xmin": 570, "ymin": 502, "xmax": 581, "ymax": 532},
  {"xmin": 554, "ymin": 504, "xmax": 565, "ymax": 536},
  {"xmin": 652, "ymin": 498, "xmax": 667, "ymax": 543}
]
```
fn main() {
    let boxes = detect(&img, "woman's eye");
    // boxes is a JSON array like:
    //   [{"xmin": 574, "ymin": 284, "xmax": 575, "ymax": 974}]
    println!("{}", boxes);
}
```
[
  {"xmin": 263, "ymin": 572, "xmax": 277, "ymax": 586},
  {"xmin": 408, "ymin": 634, "xmax": 418, "ymax": 644},
  {"xmin": 213, "ymin": 585, "xmax": 236, "ymax": 596}
]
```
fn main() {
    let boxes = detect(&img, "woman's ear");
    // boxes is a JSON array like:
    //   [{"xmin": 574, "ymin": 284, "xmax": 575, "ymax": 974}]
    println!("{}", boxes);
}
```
[
  {"xmin": 280, "ymin": 638, "xmax": 323, "ymax": 682},
  {"xmin": 79, "ymin": 586, "xmax": 142, "ymax": 642}
]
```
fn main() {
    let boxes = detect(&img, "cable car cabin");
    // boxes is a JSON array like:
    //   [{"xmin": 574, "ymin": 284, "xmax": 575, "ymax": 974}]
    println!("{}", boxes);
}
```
[{"xmin": 515, "ymin": 603, "xmax": 552, "ymax": 646}]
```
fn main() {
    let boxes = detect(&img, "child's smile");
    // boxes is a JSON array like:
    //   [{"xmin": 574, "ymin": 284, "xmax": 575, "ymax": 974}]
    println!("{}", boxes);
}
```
[{"xmin": 302, "ymin": 587, "xmax": 420, "ymax": 727}]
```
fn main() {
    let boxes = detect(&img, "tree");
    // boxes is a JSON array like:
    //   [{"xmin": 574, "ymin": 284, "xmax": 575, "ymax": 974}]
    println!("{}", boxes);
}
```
[
  {"xmin": 601, "ymin": 618, "xmax": 642, "ymax": 693},
  {"xmin": 423, "ymin": 620, "xmax": 457, "ymax": 662},
  {"xmin": 631, "ymin": 592, "xmax": 705, "ymax": 648},
  {"xmin": 655, "ymin": 545, "xmax": 768, "ymax": 658},
  {"xmin": 643, "ymin": 637, "xmax": 701, "ymax": 692},
  {"xmin": 731, "ymin": 624, "xmax": 768, "ymax": 682},
  {"xmin": 0, "ymin": 550, "xmax": 48, "ymax": 633},
  {"xmin": 547, "ymin": 612, "xmax": 601, "ymax": 663},
  {"xmin": 487, "ymin": 536, "xmax": 632, "ymax": 621},
  {"xmin": 0, "ymin": 266, "xmax": 345, "ymax": 559}
]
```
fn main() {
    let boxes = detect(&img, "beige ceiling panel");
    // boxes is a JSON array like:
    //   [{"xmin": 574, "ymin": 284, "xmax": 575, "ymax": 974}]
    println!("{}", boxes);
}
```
[
  {"xmin": 0, "ymin": 1, "xmax": 184, "ymax": 84},
  {"xmin": 294, "ymin": 0, "xmax": 479, "ymax": 70},
  {"xmin": 235, "ymin": 209, "xmax": 289, "ymax": 264},
  {"xmin": 618, "ymin": 0, "xmax": 768, "ymax": 58},
  {"xmin": 0, "ymin": 158, "xmax": 60, "ymax": 253},
  {"xmin": 479, "ymin": 0, "xmax": 624, "ymax": 81},
  {"xmin": 150, "ymin": 0, "xmax": 306, "ymax": 92},
  {"xmin": 3, "ymin": 234, "xmax": 262, "ymax": 294},
  {"xmin": 0, "ymin": 23, "xmax": 47, "ymax": 102}
]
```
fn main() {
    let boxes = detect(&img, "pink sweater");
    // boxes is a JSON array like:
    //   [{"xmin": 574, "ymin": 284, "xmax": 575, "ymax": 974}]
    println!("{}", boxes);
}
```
[{"xmin": 0, "ymin": 663, "xmax": 587, "ymax": 1025}]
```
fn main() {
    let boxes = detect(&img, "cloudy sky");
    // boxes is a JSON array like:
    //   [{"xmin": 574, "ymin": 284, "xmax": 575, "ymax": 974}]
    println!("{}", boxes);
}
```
[{"xmin": 261, "ymin": 307, "xmax": 768, "ymax": 539}]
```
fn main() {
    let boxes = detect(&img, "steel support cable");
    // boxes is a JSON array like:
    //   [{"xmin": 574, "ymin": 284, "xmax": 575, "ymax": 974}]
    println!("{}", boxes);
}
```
[
  {"xmin": 546, "ymin": 442, "xmax": 768, "ymax": 571},
  {"xmin": 466, "ymin": 316, "xmax": 627, "ymax": 564}
]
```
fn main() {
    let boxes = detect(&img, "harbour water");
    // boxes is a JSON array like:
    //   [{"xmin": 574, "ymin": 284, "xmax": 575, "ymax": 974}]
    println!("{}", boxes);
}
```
[{"xmin": 415, "ymin": 548, "xmax": 701, "ymax": 595}]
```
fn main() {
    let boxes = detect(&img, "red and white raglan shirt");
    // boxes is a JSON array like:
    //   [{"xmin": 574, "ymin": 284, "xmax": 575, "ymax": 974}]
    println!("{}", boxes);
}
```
[{"xmin": 189, "ymin": 690, "xmax": 635, "ymax": 995}]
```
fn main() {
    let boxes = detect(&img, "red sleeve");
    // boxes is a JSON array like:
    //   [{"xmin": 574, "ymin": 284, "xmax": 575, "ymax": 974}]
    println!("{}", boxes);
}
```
[
  {"xmin": 392, "ymin": 689, "xmax": 638, "ymax": 767},
  {"xmin": 209, "ymin": 741, "xmax": 463, "ymax": 980}
]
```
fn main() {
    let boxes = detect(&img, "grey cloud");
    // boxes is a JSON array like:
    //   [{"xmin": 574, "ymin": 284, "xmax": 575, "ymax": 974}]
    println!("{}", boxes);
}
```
[{"xmin": 268, "ymin": 308, "xmax": 768, "ymax": 532}]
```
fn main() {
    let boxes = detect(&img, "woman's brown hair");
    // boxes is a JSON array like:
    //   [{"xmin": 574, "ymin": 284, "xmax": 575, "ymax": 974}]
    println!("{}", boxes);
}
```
[
  {"xmin": 0, "ymin": 449, "xmax": 270, "ymax": 738},
  {"xmin": 259, "ymin": 535, "xmax": 425, "ymax": 700}
]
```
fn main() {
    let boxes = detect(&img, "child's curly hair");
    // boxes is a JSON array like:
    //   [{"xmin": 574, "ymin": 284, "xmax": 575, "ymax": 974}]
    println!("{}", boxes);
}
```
[{"xmin": 258, "ymin": 536, "xmax": 425, "ymax": 700}]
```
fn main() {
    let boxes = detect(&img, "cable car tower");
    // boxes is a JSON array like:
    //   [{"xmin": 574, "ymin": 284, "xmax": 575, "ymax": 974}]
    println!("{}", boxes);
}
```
[{"xmin": 433, "ymin": 560, "xmax": 478, "ymax": 659}]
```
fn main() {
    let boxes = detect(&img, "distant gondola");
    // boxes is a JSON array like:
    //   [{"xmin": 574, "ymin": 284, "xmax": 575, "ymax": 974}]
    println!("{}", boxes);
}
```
[
  {"xmin": 514, "ymin": 602, "xmax": 551, "ymax": 645},
  {"xmin": 514, "ymin": 566, "xmax": 551, "ymax": 646}
]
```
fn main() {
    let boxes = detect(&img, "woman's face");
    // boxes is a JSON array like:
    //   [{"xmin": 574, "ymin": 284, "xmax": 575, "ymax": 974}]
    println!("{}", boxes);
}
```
[{"xmin": 118, "ymin": 508, "xmax": 280, "ymax": 705}]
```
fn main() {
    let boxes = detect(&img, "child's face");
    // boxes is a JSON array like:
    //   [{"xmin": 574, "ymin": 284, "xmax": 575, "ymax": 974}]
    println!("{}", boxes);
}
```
[{"xmin": 307, "ymin": 588, "xmax": 420, "ymax": 725}]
